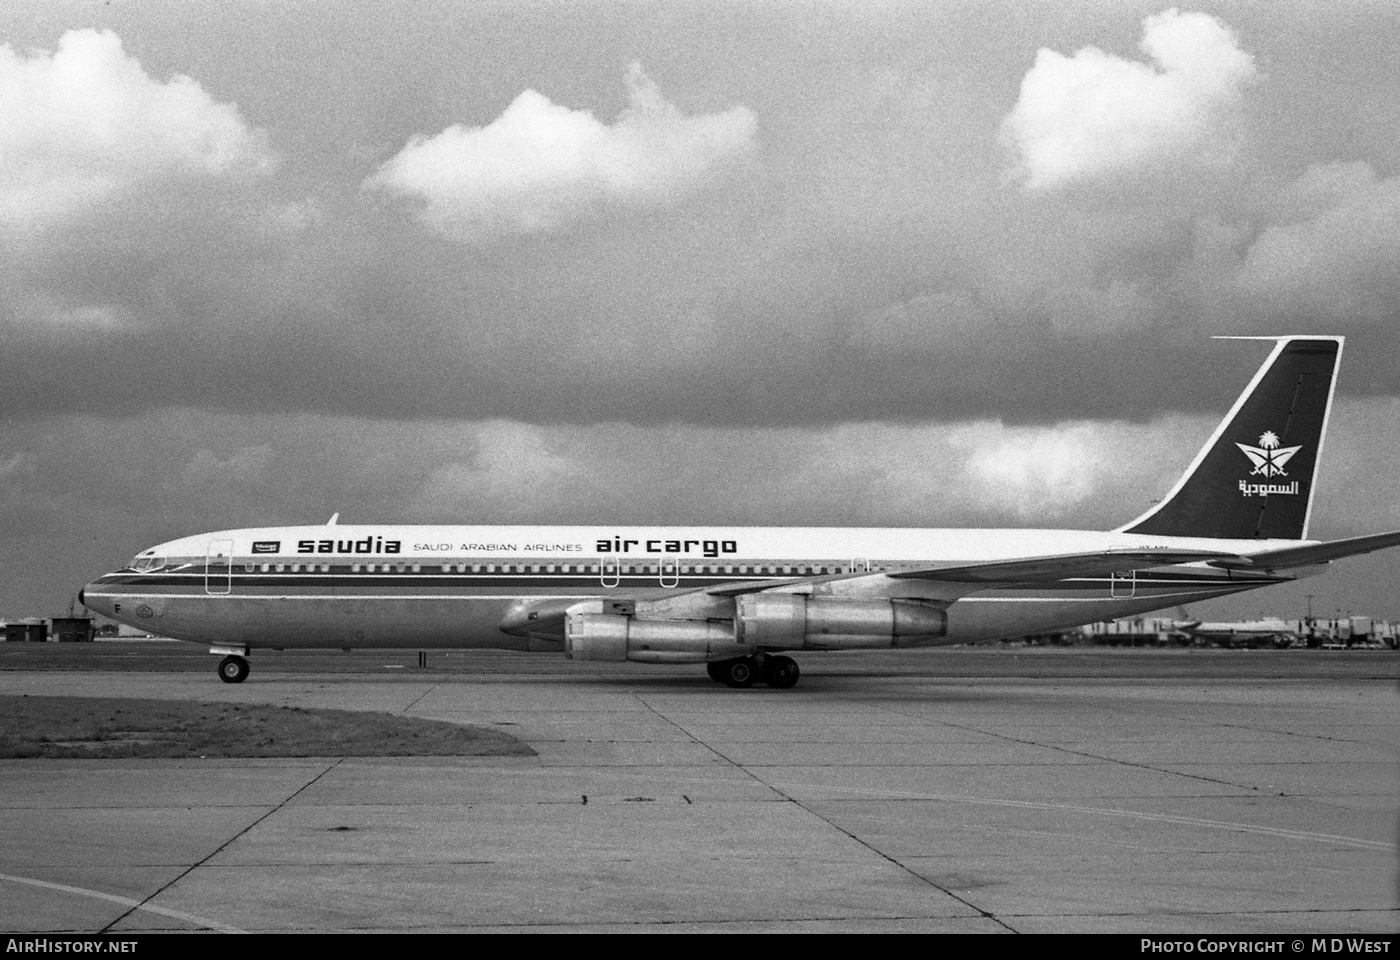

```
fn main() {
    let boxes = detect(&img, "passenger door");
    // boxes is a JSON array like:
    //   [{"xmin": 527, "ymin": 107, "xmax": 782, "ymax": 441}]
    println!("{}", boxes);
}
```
[
  {"xmin": 206, "ymin": 539, "xmax": 233, "ymax": 595},
  {"xmin": 599, "ymin": 556, "xmax": 620, "ymax": 588}
]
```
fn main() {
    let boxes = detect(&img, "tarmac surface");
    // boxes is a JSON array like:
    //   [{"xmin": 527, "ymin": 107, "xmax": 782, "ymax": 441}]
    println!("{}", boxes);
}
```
[{"xmin": 1, "ymin": 644, "xmax": 1396, "ymax": 933}]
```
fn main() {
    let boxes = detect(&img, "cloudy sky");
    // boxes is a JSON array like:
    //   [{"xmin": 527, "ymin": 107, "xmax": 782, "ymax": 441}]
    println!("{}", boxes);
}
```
[{"xmin": 3, "ymin": 0, "xmax": 1398, "ymax": 624}]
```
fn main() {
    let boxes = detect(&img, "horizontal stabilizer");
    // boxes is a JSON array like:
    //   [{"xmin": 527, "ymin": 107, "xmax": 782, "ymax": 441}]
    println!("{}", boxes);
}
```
[
  {"xmin": 1209, "ymin": 529, "xmax": 1400, "ymax": 571},
  {"xmin": 888, "ymin": 549, "xmax": 1239, "ymax": 584}
]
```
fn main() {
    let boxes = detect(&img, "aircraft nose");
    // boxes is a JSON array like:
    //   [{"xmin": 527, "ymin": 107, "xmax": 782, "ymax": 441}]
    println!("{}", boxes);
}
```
[{"xmin": 79, "ymin": 580, "xmax": 113, "ymax": 617}]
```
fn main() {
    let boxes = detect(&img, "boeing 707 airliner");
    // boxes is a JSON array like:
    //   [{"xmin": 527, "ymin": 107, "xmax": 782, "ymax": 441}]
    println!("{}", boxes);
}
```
[{"xmin": 81, "ymin": 336, "xmax": 1400, "ymax": 687}]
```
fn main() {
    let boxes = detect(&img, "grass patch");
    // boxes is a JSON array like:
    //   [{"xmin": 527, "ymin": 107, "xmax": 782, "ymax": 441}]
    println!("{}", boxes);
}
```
[{"xmin": 0, "ymin": 695, "xmax": 535, "ymax": 759}]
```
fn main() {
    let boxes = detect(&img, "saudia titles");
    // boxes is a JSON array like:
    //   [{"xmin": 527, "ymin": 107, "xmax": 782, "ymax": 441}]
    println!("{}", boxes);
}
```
[{"xmin": 295, "ymin": 537, "xmax": 401, "ymax": 554}]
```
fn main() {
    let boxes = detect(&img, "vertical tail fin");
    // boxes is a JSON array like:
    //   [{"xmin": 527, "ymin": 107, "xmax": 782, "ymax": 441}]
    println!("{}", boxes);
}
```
[{"xmin": 1118, "ymin": 336, "xmax": 1342, "ymax": 541}]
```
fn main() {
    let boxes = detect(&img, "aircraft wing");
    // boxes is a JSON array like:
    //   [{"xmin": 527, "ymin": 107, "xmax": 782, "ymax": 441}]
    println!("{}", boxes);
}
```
[
  {"xmin": 884, "ymin": 549, "xmax": 1241, "ymax": 583},
  {"xmin": 703, "ymin": 572, "xmax": 855, "ymax": 597},
  {"xmin": 1208, "ymin": 530, "xmax": 1400, "ymax": 571},
  {"xmin": 702, "ymin": 548, "xmax": 1239, "ymax": 598}
]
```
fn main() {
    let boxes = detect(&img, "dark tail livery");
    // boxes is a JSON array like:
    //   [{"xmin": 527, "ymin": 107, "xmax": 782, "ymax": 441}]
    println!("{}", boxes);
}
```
[{"xmin": 1119, "ymin": 336, "xmax": 1342, "ymax": 541}]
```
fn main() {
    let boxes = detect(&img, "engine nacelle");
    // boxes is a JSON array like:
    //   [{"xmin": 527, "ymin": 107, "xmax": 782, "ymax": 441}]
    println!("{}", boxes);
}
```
[
  {"xmin": 735, "ymin": 594, "xmax": 946, "ymax": 649},
  {"xmin": 565, "ymin": 612, "xmax": 745, "ymax": 664}
]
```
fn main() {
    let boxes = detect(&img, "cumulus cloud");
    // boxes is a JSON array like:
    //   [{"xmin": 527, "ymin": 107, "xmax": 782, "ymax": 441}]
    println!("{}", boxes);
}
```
[
  {"xmin": 1235, "ymin": 162, "xmax": 1400, "ymax": 319},
  {"xmin": 364, "ymin": 62, "xmax": 758, "ymax": 238},
  {"xmin": 0, "ymin": 29, "xmax": 275, "ymax": 225},
  {"xmin": 1002, "ymin": 8, "xmax": 1256, "ymax": 191},
  {"xmin": 409, "ymin": 421, "xmax": 582, "ymax": 520}
]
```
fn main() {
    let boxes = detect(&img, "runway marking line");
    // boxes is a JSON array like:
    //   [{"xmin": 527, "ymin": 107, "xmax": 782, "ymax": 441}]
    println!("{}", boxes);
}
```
[
  {"xmin": 0, "ymin": 871, "xmax": 246, "ymax": 934},
  {"xmin": 788, "ymin": 789, "xmax": 1396, "ymax": 851}
]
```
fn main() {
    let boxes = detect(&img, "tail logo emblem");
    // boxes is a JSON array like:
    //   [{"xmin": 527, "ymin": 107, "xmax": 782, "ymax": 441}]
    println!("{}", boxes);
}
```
[{"xmin": 1236, "ymin": 431, "xmax": 1302, "ymax": 478}]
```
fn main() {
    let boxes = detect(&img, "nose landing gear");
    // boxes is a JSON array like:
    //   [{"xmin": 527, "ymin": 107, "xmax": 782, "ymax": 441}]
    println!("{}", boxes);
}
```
[{"xmin": 706, "ymin": 655, "xmax": 800, "ymax": 689}]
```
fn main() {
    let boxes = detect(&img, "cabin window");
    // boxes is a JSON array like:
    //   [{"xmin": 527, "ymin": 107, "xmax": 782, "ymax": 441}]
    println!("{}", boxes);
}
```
[
  {"xmin": 411, "ymin": 563, "xmax": 421, "ymax": 573},
  {"xmin": 244, "ymin": 561, "xmax": 254, "ymax": 572},
  {"xmin": 275, "ymin": 563, "xmax": 286, "ymax": 573},
  {"xmin": 545, "ymin": 564, "xmax": 556, "ymax": 573}
]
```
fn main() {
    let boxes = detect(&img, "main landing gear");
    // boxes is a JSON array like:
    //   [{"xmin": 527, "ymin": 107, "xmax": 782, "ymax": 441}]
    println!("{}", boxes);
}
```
[
  {"xmin": 706, "ymin": 655, "xmax": 800, "ymax": 689},
  {"xmin": 217, "ymin": 655, "xmax": 250, "ymax": 684}
]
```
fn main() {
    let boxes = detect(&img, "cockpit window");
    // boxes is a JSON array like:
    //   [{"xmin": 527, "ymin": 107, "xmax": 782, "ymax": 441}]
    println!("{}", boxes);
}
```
[{"xmin": 130, "ymin": 556, "xmax": 165, "ymax": 572}]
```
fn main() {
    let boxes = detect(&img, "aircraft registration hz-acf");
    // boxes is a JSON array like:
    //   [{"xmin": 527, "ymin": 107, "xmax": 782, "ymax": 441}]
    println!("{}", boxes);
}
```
[{"xmin": 82, "ymin": 336, "xmax": 1400, "ymax": 688}]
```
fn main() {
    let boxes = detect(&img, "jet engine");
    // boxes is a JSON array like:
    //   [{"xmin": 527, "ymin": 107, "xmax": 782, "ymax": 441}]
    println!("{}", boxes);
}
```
[
  {"xmin": 563, "ymin": 594, "xmax": 947, "ymax": 663},
  {"xmin": 735, "ymin": 594, "xmax": 946, "ymax": 648},
  {"xmin": 565, "ymin": 612, "xmax": 741, "ymax": 664}
]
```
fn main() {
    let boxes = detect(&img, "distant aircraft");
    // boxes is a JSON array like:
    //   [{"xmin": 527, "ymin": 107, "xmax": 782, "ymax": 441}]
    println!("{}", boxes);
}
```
[
  {"xmin": 81, "ymin": 336, "xmax": 1400, "ymax": 687},
  {"xmin": 1171, "ymin": 617, "xmax": 1302, "ymax": 648}
]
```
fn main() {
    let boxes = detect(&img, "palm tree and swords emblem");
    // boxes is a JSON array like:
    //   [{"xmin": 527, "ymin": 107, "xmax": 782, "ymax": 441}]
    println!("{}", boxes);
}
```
[{"xmin": 1236, "ymin": 430, "xmax": 1302, "ymax": 478}]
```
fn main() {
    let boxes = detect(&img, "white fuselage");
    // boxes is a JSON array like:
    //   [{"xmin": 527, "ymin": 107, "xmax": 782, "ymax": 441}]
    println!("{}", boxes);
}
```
[{"xmin": 82, "ymin": 524, "xmax": 1302, "ymax": 652}]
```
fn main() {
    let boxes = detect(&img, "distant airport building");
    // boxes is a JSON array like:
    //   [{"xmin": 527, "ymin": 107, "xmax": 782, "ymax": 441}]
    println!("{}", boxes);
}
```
[
  {"xmin": 1061, "ymin": 616, "xmax": 1396, "ymax": 649},
  {"xmin": 1, "ymin": 617, "xmax": 95, "ymax": 643},
  {"xmin": 51, "ymin": 617, "xmax": 96, "ymax": 643},
  {"xmin": 3, "ymin": 619, "xmax": 48, "ymax": 643}
]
